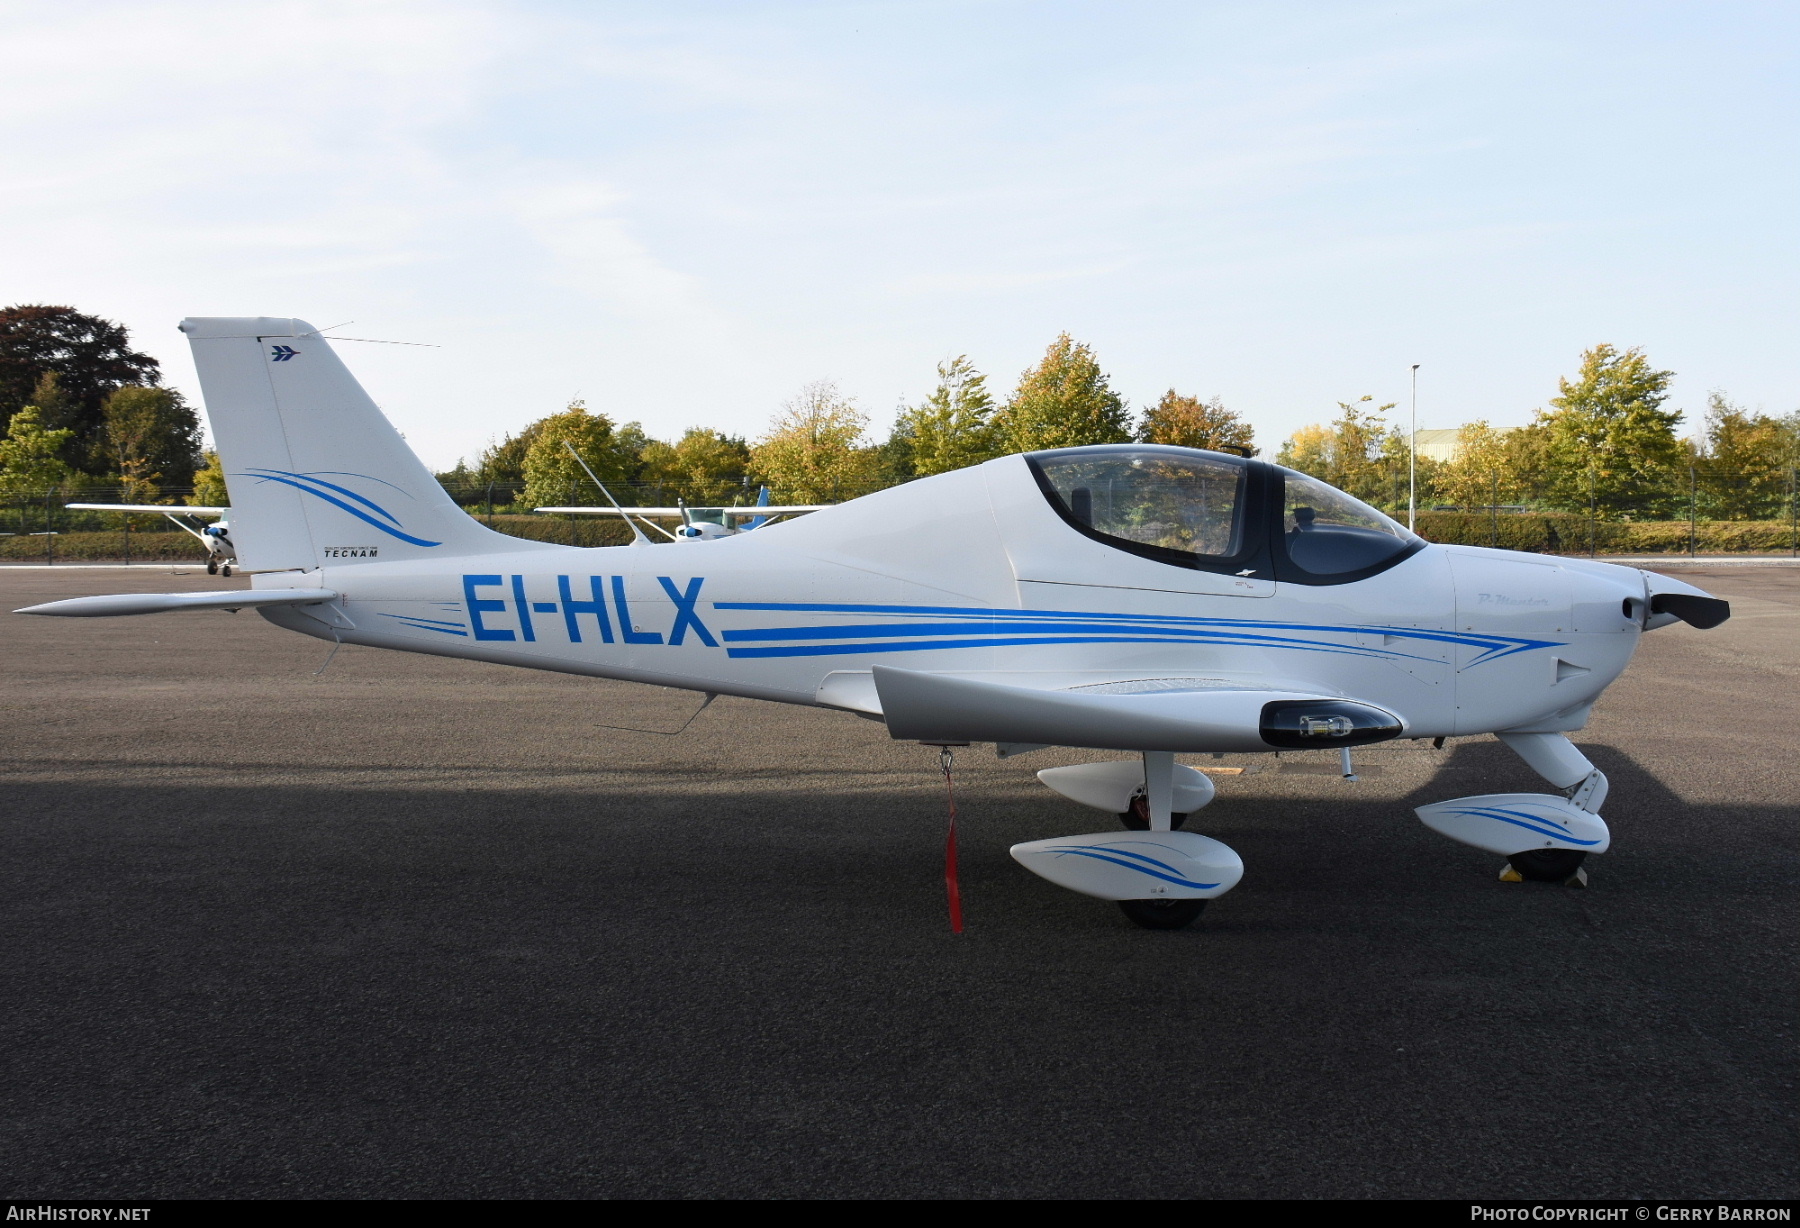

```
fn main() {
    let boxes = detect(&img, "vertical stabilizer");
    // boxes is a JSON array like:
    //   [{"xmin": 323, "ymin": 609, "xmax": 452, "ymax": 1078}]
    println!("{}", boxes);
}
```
[{"xmin": 180, "ymin": 317, "xmax": 540, "ymax": 571}]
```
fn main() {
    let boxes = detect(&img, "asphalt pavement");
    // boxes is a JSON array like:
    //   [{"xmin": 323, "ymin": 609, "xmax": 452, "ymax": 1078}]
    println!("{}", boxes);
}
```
[{"xmin": 1, "ymin": 563, "xmax": 1794, "ymax": 1199}]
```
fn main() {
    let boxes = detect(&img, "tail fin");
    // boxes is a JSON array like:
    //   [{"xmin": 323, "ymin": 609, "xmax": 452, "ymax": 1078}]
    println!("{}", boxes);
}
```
[{"xmin": 181, "ymin": 317, "xmax": 541, "ymax": 571}]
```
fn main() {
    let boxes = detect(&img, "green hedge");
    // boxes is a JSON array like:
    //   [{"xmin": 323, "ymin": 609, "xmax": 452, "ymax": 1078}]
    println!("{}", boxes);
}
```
[
  {"xmin": 1414, "ymin": 511, "xmax": 1798, "ymax": 554},
  {"xmin": 478, "ymin": 513, "xmax": 637, "ymax": 548},
  {"xmin": 1413, "ymin": 511, "xmax": 1613, "ymax": 553},
  {"xmin": 0, "ymin": 513, "xmax": 640, "ymax": 562},
  {"xmin": 0, "ymin": 531, "xmax": 204, "ymax": 561}
]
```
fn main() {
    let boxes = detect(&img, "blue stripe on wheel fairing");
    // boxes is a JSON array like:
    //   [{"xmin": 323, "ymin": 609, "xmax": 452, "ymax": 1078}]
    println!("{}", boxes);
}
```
[
  {"xmin": 1449, "ymin": 807, "xmax": 1602, "ymax": 846},
  {"xmin": 1044, "ymin": 844, "xmax": 1220, "ymax": 889}
]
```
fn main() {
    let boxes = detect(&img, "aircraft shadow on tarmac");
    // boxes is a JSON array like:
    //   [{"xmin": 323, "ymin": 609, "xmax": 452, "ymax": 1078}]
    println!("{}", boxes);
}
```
[{"xmin": 2, "ymin": 738, "xmax": 1794, "ymax": 1200}]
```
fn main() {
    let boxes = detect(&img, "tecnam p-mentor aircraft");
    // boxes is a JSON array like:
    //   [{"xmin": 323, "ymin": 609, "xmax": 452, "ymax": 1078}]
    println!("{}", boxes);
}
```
[{"xmin": 19, "ymin": 318, "xmax": 1731, "ymax": 929}]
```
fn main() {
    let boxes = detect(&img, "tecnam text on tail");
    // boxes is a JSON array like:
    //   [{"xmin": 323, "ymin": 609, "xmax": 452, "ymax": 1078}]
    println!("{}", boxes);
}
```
[{"xmin": 18, "ymin": 317, "xmax": 1731, "ymax": 929}]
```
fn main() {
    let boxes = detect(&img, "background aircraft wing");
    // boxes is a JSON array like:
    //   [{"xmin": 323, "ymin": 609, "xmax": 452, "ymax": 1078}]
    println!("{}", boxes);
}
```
[
  {"xmin": 66, "ymin": 503, "xmax": 228, "ymax": 516},
  {"xmin": 533, "ymin": 505, "xmax": 830, "ymax": 517}
]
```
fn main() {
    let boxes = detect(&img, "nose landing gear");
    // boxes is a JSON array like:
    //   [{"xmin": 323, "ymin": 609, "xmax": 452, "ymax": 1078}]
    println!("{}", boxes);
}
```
[
  {"xmin": 1416, "ymin": 732, "xmax": 1609, "ymax": 888},
  {"xmin": 1501, "ymin": 848, "xmax": 1589, "ymax": 886}
]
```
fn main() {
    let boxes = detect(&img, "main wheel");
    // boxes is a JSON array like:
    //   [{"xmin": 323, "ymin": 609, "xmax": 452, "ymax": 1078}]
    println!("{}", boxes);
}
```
[
  {"xmin": 1120, "ymin": 795, "xmax": 1189, "ymax": 831},
  {"xmin": 1507, "ymin": 848, "xmax": 1587, "ymax": 882},
  {"xmin": 220, "ymin": 563, "xmax": 233, "ymax": 577},
  {"xmin": 1118, "ymin": 898, "xmax": 1207, "ymax": 930}
]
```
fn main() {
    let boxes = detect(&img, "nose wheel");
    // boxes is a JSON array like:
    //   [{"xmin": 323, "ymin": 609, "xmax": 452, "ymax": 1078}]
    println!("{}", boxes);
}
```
[
  {"xmin": 1118, "ymin": 898, "xmax": 1208, "ymax": 930},
  {"xmin": 1505, "ymin": 848, "xmax": 1588, "ymax": 882}
]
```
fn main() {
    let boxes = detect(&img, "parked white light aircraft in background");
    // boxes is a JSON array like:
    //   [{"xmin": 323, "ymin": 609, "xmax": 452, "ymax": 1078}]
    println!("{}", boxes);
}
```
[
  {"xmin": 65, "ymin": 503, "xmax": 237, "ymax": 573},
  {"xmin": 20, "ymin": 318, "xmax": 1731, "ymax": 929},
  {"xmin": 536, "ymin": 488, "xmax": 833, "ymax": 541}
]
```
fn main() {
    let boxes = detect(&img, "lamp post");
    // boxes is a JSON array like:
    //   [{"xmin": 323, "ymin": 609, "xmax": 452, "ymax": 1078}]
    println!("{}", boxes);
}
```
[{"xmin": 1408, "ymin": 364, "xmax": 1421, "ymax": 532}]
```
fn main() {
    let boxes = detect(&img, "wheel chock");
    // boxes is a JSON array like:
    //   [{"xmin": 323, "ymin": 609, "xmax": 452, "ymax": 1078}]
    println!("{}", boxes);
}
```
[
  {"xmin": 1498, "ymin": 864, "xmax": 1525, "ymax": 883},
  {"xmin": 1564, "ymin": 867, "xmax": 1589, "ymax": 889}
]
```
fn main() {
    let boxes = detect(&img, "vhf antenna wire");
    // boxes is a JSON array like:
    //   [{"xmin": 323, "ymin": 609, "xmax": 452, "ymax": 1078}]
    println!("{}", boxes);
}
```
[{"xmin": 561, "ymin": 440, "xmax": 672, "ymax": 543}]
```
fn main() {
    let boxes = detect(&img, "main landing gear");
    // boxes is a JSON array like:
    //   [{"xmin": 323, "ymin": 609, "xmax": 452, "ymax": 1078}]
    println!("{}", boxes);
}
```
[
  {"xmin": 1120, "ymin": 792, "xmax": 1202, "ymax": 928},
  {"xmin": 1120, "ymin": 793, "xmax": 1190, "ymax": 831},
  {"xmin": 1011, "ymin": 752, "xmax": 1242, "ymax": 932},
  {"xmin": 1117, "ymin": 898, "xmax": 1208, "ymax": 930}
]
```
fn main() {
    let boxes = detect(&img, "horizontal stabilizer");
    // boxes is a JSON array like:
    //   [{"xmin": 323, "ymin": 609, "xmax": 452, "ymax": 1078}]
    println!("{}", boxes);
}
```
[
  {"xmin": 16, "ymin": 590, "xmax": 340, "ymax": 617},
  {"xmin": 872, "ymin": 665, "xmax": 1347, "ymax": 752}
]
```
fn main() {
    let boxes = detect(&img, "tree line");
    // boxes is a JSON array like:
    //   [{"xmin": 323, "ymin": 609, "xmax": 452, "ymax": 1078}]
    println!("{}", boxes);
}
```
[
  {"xmin": 0, "ymin": 306, "xmax": 214, "ymax": 504},
  {"xmin": 3, "ymin": 305, "xmax": 1794, "ymax": 526},
  {"xmin": 439, "ymin": 333, "xmax": 1257, "ymax": 509},
  {"xmin": 1278, "ymin": 345, "xmax": 1800, "ymax": 522}
]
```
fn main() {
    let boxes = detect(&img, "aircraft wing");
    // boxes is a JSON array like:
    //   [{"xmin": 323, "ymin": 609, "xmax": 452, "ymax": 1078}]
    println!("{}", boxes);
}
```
[
  {"xmin": 532, "ymin": 505, "xmax": 830, "ymax": 518},
  {"xmin": 868, "ymin": 665, "xmax": 1402, "ymax": 753},
  {"xmin": 66, "ymin": 503, "xmax": 228, "ymax": 516},
  {"xmin": 16, "ymin": 590, "xmax": 341, "ymax": 617}
]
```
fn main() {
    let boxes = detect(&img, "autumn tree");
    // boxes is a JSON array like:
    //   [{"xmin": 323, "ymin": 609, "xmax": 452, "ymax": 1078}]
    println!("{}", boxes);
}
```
[
  {"xmin": 897, "ymin": 355, "xmax": 1000, "ymax": 476},
  {"xmin": 1137, "ymin": 391, "xmax": 1256, "ymax": 455},
  {"xmin": 640, "ymin": 428, "xmax": 752, "ymax": 504},
  {"xmin": 190, "ymin": 450, "xmax": 229, "ymax": 507},
  {"xmin": 0, "ymin": 307, "xmax": 162, "ymax": 471},
  {"xmin": 476, "ymin": 418, "xmax": 551, "ymax": 488},
  {"xmin": 1535, "ymin": 344, "xmax": 1683, "ymax": 519},
  {"xmin": 1276, "ymin": 396, "xmax": 1395, "ymax": 503},
  {"xmin": 1694, "ymin": 393, "xmax": 1793, "ymax": 519},
  {"xmin": 993, "ymin": 334, "xmax": 1132, "ymax": 453},
  {"xmin": 100, "ymin": 385, "xmax": 203, "ymax": 501},
  {"xmin": 1434, "ymin": 420, "xmax": 1515, "ymax": 510},
  {"xmin": 0, "ymin": 406, "xmax": 78, "ymax": 497},
  {"xmin": 521, "ymin": 401, "xmax": 641, "ymax": 508},
  {"xmin": 751, "ymin": 380, "xmax": 879, "ymax": 502}
]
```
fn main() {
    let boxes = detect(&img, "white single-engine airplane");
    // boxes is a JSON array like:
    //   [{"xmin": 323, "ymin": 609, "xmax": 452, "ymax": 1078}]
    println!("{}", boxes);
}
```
[
  {"xmin": 67, "ymin": 503, "xmax": 238, "ymax": 574},
  {"xmin": 536, "ymin": 490, "xmax": 833, "ymax": 541},
  {"xmin": 19, "ymin": 318, "xmax": 1731, "ymax": 929}
]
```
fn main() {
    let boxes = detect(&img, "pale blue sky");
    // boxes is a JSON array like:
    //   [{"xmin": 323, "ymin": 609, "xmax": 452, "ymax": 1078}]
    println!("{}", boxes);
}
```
[{"xmin": 3, "ymin": 0, "xmax": 1794, "ymax": 468}]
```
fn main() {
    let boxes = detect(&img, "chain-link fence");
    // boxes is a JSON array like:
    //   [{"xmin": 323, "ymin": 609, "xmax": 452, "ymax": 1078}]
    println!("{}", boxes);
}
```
[{"xmin": 6, "ymin": 467, "xmax": 1797, "ymax": 563}]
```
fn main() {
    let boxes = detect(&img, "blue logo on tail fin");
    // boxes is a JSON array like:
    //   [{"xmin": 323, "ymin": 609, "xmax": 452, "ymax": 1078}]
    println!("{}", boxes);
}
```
[{"xmin": 232, "ymin": 468, "xmax": 442, "ymax": 547}]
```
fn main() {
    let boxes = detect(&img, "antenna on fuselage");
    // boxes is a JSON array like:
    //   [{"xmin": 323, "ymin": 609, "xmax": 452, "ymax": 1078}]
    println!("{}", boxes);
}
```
[{"xmin": 561, "ymin": 440, "xmax": 666, "ymax": 544}]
